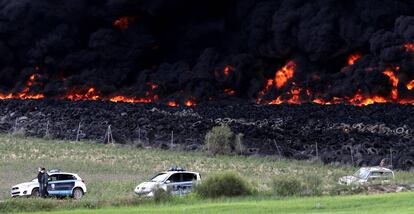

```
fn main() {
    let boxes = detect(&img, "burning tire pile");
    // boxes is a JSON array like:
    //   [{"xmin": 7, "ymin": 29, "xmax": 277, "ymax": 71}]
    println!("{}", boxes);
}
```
[{"xmin": 0, "ymin": 100, "xmax": 412, "ymax": 169}]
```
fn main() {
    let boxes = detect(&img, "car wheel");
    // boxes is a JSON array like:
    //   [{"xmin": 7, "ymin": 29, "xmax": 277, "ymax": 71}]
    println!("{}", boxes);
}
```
[
  {"xmin": 31, "ymin": 188, "xmax": 39, "ymax": 197},
  {"xmin": 72, "ymin": 188, "xmax": 84, "ymax": 200}
]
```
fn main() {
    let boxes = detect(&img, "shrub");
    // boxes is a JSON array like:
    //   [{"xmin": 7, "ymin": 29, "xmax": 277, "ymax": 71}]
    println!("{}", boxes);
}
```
[
  {"xmin": 195, "ymin": 172, "xmax": 254, "ymax": 198},
  {"xmin": 204, "ymin": 125, "xmax": 234, "ymax": 155},
  {"xmin": 271, "ymin": 175, "xmax": 303, "ymax": 197}
]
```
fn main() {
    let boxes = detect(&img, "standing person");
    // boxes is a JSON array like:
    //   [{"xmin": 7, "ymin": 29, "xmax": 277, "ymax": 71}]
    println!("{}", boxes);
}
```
[
  {"xmin": 37, "ymin": 167, "xmax": 43, "ymax": 197},
  {"xmin": 40, "ymin": 168, "xmax": 49, "ymax": 198}
]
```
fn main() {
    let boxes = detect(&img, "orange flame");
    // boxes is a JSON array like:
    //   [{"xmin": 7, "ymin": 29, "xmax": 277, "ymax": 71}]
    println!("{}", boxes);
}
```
[
  {"xmin": 256, "ymin": 61, "xmax": 297, "ymax": 104},
  {"xmin": 275, "ymin": 61, "xmax": 296, "ymax": 88},
  {"xmin": 0, "ymin": 74, "xmax": 44, "ymax": 100},
  {"xmin": 67, "ymin": 87, "xmax": 100, "ymax": 101},
  {"xmin": 109, "ymin": 95, "xmax": 158, "ymax": 103},
  {"xmin": 184, "ymin": 100, "xmax": 196, "ymax": 107},
  {"xmin": 348, "ymin": 91, "xmax": 388, "ymax": 106},
  {"xmin": 167, "ymin": 101, "xmax": 178, "ymax": 107},
  {"xmin": 382, "ymin": 69, "xmax": 399, "ymax": 100},
  {"xmin": 407, "ymin": 80, "xmax": 414, "ymax": 90},
  {"xmin": 347, "ymin": 53, "xmax": 361, "ymax": 65}
]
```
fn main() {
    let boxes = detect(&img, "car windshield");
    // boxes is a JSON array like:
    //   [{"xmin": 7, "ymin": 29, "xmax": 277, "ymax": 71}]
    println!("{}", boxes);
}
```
[
  {"xmin": 353, "ymin": 169, "xmax": 370, "ymax": 179},
  {"xmin": 150, "ymin": 173, "xmax": 169, "ymax": 182}
]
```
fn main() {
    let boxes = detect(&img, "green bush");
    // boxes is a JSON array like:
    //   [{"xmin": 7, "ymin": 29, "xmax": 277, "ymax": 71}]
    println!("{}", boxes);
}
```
[
  {"xmin": 271, "ymin": 175, "xmax": 303, "ymax": 197},
  {"xmin": 195, "ymin": 172, "xmax": 254, "ymax": 198},
  {"xmin": 204, "ymin": 125, "xmax": 234, "ymax": 155}
]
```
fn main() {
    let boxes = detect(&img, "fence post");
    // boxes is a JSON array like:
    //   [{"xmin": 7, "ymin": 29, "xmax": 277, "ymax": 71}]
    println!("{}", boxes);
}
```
[
  {"xmin": 171, "ymin": 131, "xmax": 174, "ymax": 149},
  {"xmin": 350, "ymin": 146, "xmax": 354, "ymax": 167},
  {"xmin": 106, "ymin": 125, "xmax": 114, "ymax": 144},
  {"xmin": 138, "ymin": 127, "xmax": 141, "ymax": 143},
  {"xmin": 273, "ymin": 139, "xmax": 282, "ymax": 158},
  {"xmin": 45, "ymin": 120, "xmax": 50, "ymax": 137},
  {"xmin": 76, "ymin": 122, "xmax": 82, "ymax": 141}
]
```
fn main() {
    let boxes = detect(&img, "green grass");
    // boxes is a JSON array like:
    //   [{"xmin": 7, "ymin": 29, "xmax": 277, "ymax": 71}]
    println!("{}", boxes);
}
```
[
  {"xmin": 1, "ymin": 134, "xmax": 414, "ymax": 213},
  {"xmin": 18, "ymin": 192, "xmax": 414, "ymax": 214},
  {"xmin": 0, "ymin": 134, "xmax": 359, "ymax": 201}
]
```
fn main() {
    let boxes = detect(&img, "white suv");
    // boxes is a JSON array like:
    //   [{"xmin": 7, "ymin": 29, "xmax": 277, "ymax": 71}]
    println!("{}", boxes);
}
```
[
  {"xmin": 338, "ymin": 167, "xmax": 395, "ymax": 185},
  {"xmin": 135, "ymin": 168, "xmax": 201, "ymax": 197},
  {"xmin": 11, "ymin": 170, "xmax": 87, "ymax": 199}
]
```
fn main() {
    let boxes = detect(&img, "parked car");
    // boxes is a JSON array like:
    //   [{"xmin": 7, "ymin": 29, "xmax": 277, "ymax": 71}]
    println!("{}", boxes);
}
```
[
  {"xmin": 338, "ymin": 167, "xmax": 394, "ymax": 185},
  {"xmin": 134, "ymin": 168, "xmax": 201, "ymax": 197},
  {"xmin": 11, "ymin": 169, "xmax": 87, "ymax": 199}
]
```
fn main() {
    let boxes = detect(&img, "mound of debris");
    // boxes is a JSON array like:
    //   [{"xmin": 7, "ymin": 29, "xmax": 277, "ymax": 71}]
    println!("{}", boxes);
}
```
[{"xmin": 0, "ymin": 100, "xmax": 413, "ymax": 169}]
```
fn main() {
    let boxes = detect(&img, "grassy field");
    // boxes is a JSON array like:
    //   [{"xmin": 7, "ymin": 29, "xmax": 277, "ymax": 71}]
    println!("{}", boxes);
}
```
[
  {"xmin": 1, "ymin": 134, "xmax": 414, "ymax": 213},
  {"xmin": 18, "ymin": 192, "xmax": 414, "ymax": 214}
]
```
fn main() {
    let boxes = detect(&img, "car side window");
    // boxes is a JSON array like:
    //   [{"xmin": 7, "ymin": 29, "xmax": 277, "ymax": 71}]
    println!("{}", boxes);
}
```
[
  {"xmin": 370, "ymin": 171, "xmax": 392, "ymax": 179},
  {"xmin": 58, "ymin": 174, "xmax": 75, "ymax": 181},
  {"xmin": 182, "ymin": 173, "xmax": 197, "ymax": 182},
  {"xmin": 167, "ymin": 173, "xmax": 182, "ymax": 183}
]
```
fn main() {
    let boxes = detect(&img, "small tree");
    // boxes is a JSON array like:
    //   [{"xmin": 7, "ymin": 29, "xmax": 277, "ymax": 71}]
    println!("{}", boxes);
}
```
[{"xmin": 205, "ymin": 124, "xmax": 234, "ymax": 155}]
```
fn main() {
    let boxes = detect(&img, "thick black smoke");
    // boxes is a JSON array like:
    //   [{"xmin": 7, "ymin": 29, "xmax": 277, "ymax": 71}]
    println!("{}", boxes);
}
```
[{"xmin": 0, "ymin": 0, "xmax": 413, "ymax": 103}]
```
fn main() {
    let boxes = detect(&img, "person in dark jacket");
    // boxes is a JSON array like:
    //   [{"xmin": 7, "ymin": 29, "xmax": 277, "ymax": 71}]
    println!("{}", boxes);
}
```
[
  {"xmin": 38, "ymin": 167, "xmax": 49, "ymax": 198},
  {"xmin": 37, "ymin": 167, "xmax": 42, "ymax": 197}
]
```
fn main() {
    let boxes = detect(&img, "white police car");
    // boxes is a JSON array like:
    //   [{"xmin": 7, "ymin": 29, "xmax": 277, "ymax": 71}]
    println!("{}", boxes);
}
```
[
  {"xmin": 11, "ymin": 169, "xmax": 87, "ymax": 199},
  {"xmin": 134, "ymin": 168, "xmax": 201, "ymax": 197}
]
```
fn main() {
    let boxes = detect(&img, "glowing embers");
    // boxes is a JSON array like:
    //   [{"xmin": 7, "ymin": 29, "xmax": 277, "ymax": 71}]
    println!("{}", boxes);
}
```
[
  {"xmin": 224, "ymin": 89, "xmax": 236, "ymax": 95},
  {"xmin": 113, "ymin": 16, "xmax": 135, "ymax": 31},
  {"xmin": 407, "ymin": 80, "xmax": 414, "ymax": 90},
  {"xmin": 347, "ymin": 53, "xmax": 361, "ymax": 65},
  {"xmin": 0, "ymin": 74, "xmax": 44, "ymax": 100}
]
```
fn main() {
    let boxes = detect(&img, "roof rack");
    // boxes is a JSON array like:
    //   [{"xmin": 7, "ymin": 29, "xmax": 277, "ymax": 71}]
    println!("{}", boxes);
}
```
[{"xmin": 168, "ymin": 167, "xmax": 186, "ymax": 172}]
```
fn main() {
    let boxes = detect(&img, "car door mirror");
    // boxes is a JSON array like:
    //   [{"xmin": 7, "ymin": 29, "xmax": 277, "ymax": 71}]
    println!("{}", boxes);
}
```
[{"xmin": 165, "ymin": 180, "xmax": 171, "ymax": 184}]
